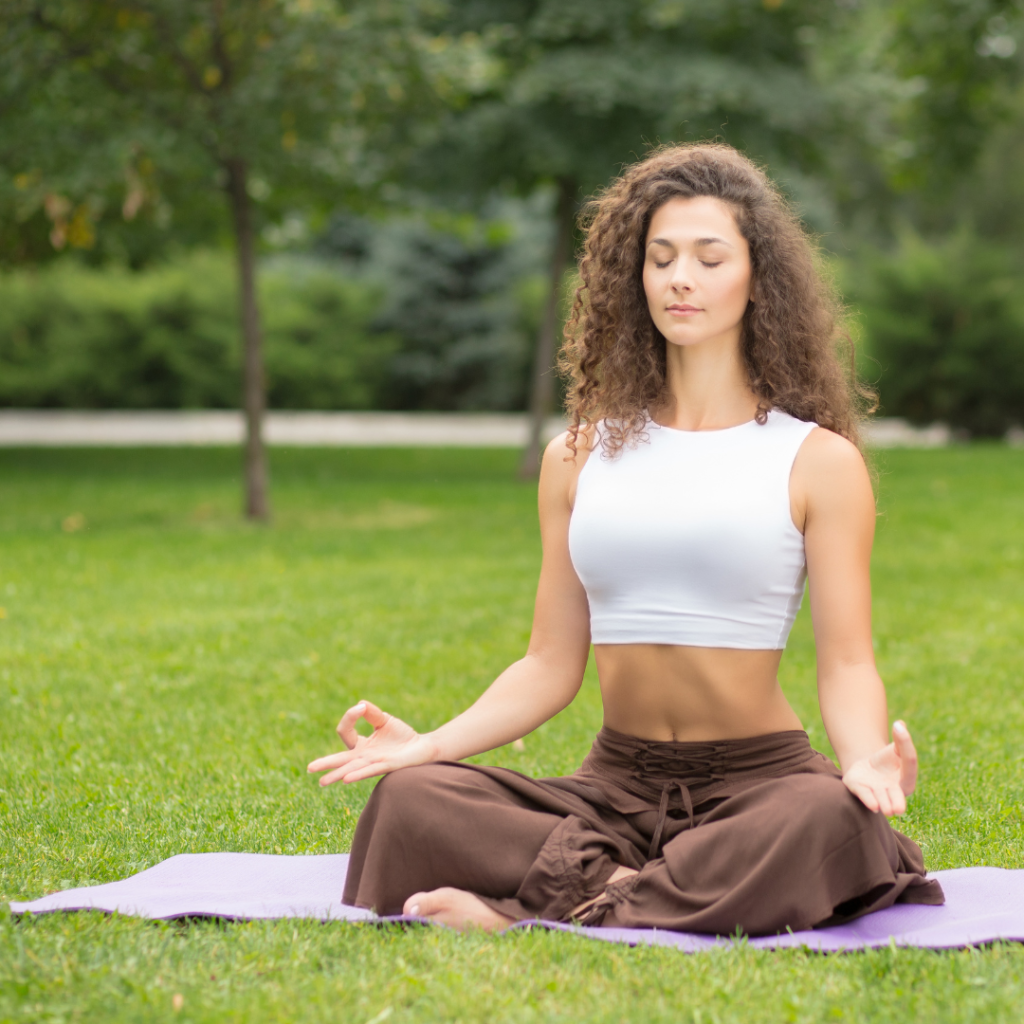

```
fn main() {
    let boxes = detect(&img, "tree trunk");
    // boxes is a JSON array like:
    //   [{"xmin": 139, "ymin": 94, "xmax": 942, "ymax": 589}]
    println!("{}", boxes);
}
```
[
  {"xmin": 225, "ymin": 158, "xmax": 270, "ymax": 521},
  {"xmin": 518, "ymin": 177, "xmax": 577, "ymax": 480}
]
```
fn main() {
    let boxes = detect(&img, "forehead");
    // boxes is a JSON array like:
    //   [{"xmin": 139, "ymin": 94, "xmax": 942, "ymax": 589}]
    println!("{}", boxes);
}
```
[{"xmin": 646, "ymin": 196, "xmax": 744, "ymax": 246}]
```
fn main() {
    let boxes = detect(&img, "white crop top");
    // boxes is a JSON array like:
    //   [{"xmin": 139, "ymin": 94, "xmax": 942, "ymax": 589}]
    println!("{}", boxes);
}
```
[{"xmin": 568, "ymin": 410, "xmax": 818, "ymax": 650}]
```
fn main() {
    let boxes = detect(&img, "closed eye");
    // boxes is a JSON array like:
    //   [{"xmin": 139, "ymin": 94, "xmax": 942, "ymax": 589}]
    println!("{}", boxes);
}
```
[{"xmin": 700, "ymin": 261, "xmax": 722, "ymax": 268}]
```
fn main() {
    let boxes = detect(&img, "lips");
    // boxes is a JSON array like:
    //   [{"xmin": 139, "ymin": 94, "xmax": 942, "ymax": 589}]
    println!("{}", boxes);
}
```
[{"xmin": 667, "ymin": 304, "xmax": 701, "ymax": 313}]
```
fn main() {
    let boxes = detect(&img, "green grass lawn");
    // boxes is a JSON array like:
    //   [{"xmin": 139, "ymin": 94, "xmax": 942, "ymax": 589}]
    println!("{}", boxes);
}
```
[{"xmin": 2, "ymin": 444, "xmax": 1024, "ymax": 1023}]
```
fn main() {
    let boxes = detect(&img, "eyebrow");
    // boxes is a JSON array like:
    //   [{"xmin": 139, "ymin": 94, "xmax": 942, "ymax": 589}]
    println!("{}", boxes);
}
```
[{"xmin": 647, "ymin": 236, "xmax": 734, "ymax": 248}]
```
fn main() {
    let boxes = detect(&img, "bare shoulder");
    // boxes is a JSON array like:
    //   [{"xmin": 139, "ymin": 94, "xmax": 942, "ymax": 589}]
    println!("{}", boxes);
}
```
[
  {"xmin": 791, "ymin": 427, "xmax": 873, "ymax": 530},
  {"xmin": 540, "ymin": 426, "xmax": 597, "ymax": 511},
  {"xmin": 794, "ymin": 426, "xmax": 867, "ymax": 481}
]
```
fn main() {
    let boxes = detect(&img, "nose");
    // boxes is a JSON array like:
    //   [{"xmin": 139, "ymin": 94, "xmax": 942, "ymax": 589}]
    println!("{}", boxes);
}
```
[{"xmin": 670, "ymin": 257, "xmax": 695, "ymax": 293}]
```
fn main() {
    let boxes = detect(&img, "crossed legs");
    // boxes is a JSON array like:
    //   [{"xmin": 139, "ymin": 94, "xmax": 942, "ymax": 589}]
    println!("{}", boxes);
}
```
[{"xmin": 343, "ymin": 759, "xmax": 920, "ymax": 935}]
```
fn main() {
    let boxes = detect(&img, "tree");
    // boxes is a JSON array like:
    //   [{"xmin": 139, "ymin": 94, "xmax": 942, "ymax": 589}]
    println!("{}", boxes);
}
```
[
  {"xmin": 804, "ymin": 0, "xmax": 1024, "ymax": 241},
  {"xmin": 414, "ymin": 0, "xmax": 847, "ymax": 475},
  {"xmin": 4, "ymin": 0, "xmax": 463, "ymax": 518}
]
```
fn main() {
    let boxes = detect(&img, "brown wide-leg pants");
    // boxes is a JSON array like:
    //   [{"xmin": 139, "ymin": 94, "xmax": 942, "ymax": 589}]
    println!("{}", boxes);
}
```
[{"xmin": 342, "ymin": 727, "xmax": 944, "ymax": 936}]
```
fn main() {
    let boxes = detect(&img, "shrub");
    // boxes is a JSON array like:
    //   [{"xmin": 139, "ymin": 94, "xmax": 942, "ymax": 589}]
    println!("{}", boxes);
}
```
[
  {"xmin": 318, "ymin": 208, "xmax": 546, "ymax": 412},
  {"xmin": 848, "ymin": 232, "xmax": 1024, "ymax": 436},
  {"xmin": 0, "ymin": 205, "xmax": 546, "ymax": 412},
  {"xmin": 0, "ymin": 253, "xmax": 395, "ymax": 410},
  {"xmin": 261, "ymin": 260, "xmax": 397, "ymax": 410}
]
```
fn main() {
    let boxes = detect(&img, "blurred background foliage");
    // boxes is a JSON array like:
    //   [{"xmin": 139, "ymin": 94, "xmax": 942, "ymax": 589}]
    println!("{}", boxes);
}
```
[
  {"xmin": 0, "ymin": 200, "xmax": 548, "ymax": 412},
  {"xmin": 2, "ymin": 0, "xmax": 1024, "ymax": 434},
  {"xmin": 845, "ymin": 231, "xmax": 1024, "ymax": 436},
  {"xmin": 0, "ymin": 252, "xmax": 392, "ymax": 410}
]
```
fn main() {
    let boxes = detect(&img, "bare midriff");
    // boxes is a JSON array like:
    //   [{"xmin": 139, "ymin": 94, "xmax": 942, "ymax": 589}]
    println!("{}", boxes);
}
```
[{"xmin": 595, "ymin": 644, "xmax": 804, "ymax": 742}]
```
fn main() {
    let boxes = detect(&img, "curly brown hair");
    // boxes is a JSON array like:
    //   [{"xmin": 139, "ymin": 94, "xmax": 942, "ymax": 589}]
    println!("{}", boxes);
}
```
[{"xmin": 560, "ymin": 143, "xmax": 873, "ymax": 456}]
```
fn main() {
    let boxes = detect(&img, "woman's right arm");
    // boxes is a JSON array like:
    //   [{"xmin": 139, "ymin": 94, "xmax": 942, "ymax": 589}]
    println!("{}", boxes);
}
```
[{"xmin": 307, "ymin": 431, "xmax": 593, "ymax": 785}]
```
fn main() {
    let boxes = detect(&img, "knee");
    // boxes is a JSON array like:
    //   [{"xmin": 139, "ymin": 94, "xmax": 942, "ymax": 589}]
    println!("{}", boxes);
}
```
[
  {"xmin": 782, "ymin": 774, "xmax": 870, "ymax": 833},
  {"xmin": 366, "ymin": 764, "xmax": 447, "ymax": 820},
  {"xmin": 374, "ymin": 763, "xmax": 447, "ymax": 800}
]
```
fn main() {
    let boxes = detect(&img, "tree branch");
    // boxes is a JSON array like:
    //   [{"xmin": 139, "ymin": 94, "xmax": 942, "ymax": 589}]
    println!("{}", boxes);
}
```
[
  {"xmin": 209, "ymin": 0, "xmax": 234, "ymax": 92},
  {"xmin": 118, "ymin": 0, "xmax": 208, "ymax": 95}
]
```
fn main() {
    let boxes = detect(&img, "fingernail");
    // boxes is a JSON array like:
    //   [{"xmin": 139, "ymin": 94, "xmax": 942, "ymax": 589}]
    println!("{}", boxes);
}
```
[
  {"xmin": 354, "ymin": 702, "xmax": 366, "ymax": 712},
  {"xmin": 409, "ymin": 904, "xmax": 420, "ymax": 916}
]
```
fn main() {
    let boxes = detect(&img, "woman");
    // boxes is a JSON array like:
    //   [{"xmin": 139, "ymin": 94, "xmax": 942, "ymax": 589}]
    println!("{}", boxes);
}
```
[{"xmin": 308, "ymin": 143, "xmax": 944, "ymax": 936}]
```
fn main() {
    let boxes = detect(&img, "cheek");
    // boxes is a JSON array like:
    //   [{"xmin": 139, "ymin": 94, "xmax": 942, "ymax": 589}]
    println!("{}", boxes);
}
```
[
  {"xmin": 642, "ymin": 266, "xmax": 661, "ymax": 307},
  {"xmin": 713, "ymin": 268, "xmax": 752, "ymax": 311},
  {"xmin": 638, "ymin": 266, "xmax": 663, "ymax": 309}
]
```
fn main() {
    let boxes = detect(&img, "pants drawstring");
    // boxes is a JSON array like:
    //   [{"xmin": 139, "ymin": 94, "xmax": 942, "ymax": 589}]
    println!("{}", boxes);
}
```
[{"xmin": 648, "ymin": 780, "xmax": 694, "ymax": 860}]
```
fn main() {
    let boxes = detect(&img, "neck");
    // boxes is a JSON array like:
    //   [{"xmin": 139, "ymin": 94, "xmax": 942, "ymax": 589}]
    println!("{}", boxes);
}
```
[{"xmin": 655, "ymin": 329, "xmax": 758, "ymax": 432}]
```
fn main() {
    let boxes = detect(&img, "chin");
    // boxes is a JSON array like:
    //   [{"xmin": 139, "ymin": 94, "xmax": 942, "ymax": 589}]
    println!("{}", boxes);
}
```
[{"xmin": 663, "ymin": 331, "xmax": 711, "ymax": 349}]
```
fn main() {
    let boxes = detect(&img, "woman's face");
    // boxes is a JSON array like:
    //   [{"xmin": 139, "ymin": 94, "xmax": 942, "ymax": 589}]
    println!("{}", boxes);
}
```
[{"xmin": 642, "ymin": 196, "xmax": 753, "ymax": 352}]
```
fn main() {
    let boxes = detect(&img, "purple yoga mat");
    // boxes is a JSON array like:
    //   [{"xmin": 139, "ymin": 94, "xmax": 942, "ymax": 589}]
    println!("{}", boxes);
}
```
[{"xmin": 10, "ymin": 853, "xmax": 1024, "ymax": 952}]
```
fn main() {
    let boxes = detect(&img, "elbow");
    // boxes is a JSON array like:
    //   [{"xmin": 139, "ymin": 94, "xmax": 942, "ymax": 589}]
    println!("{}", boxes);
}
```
[
  {"xmin": 521, "ymin": 648, "xmax": 587, "ymax": 708},
  {"xmin": 816, "ymin": 648, "xmax": 879, "ymax": 682}
]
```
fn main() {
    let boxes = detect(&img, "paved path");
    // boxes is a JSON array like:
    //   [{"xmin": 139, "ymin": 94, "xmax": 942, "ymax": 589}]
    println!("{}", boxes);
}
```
[
  {"xmin": 0, "ymin": 410, "xmax": 953, "ymax": 448},
  {"xmin": 0, "ymin": 411, "xmax": 569, "ymax": 447}
]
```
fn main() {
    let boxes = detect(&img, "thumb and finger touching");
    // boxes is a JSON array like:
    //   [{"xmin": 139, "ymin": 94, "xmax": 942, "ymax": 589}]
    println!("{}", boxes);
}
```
[
  {"xmin": 360, "ymin": 700, "xmax": 392, "ymax": 730},
  {"xmin": 335, "ymin": 699, "xmax": 393, "ymax": 749},
  {"xmin": 311, "ymin": 699, "xmax": 425, "ymax": 784},
  {"xmin": 336, "ymin": 701, "xmax": 368, "ymax": 749}
]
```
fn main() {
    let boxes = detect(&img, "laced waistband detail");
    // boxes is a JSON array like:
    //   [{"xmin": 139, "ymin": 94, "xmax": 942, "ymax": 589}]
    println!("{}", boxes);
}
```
[
  {"xmin": 584, "ymin": 726, "xmax": 818, "ymax": 860},
  {"xmin": 632, "ymin": 743, "xmax": 729, "ymax": 859}
]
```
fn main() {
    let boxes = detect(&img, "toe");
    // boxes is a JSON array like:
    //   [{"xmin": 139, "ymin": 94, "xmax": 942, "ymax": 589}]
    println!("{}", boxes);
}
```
[{"xmin": 403, "ymin": 891, "xmax": 431, "ymax": 916}]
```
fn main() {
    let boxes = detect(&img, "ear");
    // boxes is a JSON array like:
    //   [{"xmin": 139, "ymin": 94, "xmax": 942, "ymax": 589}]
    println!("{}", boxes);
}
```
[{"xmin": 748, "ymin": 277, "xmax": 758, "ymax": 304}]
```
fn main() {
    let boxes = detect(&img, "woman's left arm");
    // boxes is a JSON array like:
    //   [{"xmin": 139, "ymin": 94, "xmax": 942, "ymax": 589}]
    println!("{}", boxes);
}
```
[{"xmin": 793, "ymin": 428, "xmax": 917, "ymax": 816}]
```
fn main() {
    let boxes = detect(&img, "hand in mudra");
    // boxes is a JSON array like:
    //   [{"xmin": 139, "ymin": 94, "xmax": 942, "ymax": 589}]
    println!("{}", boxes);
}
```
[
  {"xmin": 842, "ymin": 720, "xmax": 918, "ymax": 816},
  {"xmin": 307, "ymin": 700, "xmax": 438, "ymax": 785}
]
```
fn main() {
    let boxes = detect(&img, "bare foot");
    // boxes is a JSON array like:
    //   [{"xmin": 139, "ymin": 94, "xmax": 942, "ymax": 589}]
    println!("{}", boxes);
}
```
[
  {"xmin": 570, "ymin": 865, "xmax": 640, "ymax": 920},
  {"xmin": 403, "ymin": 887, "xmax": 515, "ymax": 932}
]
